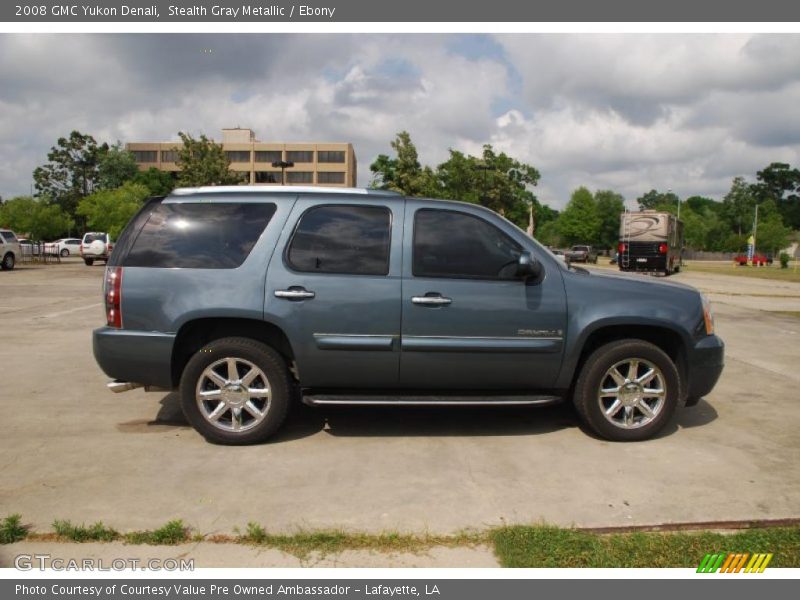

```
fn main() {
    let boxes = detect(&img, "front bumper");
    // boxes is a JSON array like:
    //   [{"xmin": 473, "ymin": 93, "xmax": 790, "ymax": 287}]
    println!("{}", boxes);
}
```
[
  {"xmin": 685, "ymin": 334, "xmax": 725, "ymax": 405},
  {"xmin": 93, "ymin": 327, "xmax": 176, "ymax": 389}
]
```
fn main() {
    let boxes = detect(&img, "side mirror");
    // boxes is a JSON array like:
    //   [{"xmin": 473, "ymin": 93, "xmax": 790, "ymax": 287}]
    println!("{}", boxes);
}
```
[{"xmin": 516, "ymin": 252, "xmax": 543, "ymax": 280}]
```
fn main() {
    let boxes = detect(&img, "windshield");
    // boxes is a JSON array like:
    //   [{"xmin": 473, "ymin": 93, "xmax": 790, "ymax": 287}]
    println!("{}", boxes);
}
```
[{"xmin": 84, "ymin": 233, "xmax": 106, "ymax": 243}]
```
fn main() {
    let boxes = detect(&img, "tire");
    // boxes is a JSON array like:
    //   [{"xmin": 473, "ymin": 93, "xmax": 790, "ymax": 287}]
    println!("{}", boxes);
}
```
[
  {"xmin": 84, "ymin": 258, "xmax": 94, "ymax": 266},
  {"xmin": 60, "ymin": 248, "xmax": 69, "ymax": 257},
  {"xmin": 1, "ymin": 252, "xmax": 14, "ymax": 270},
  {"xmin": 573, "ymin": 339, "xmax": 681, "ymax": 441},
  {"xmin": 179, "ymin": 337, "xmax": 291, "ymax": 445}
]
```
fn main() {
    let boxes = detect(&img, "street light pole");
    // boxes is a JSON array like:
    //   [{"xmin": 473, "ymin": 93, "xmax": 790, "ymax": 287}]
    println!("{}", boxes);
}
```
[{"xmin": 271, "ymin": 160, "xmax": 294, "ymax": 186}]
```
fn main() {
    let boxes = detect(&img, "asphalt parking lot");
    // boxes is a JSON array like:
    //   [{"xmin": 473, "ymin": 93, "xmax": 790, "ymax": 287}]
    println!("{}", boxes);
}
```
[{"xmin": 1, "ymin": 260, "xmax": 799, "ymax": 537}]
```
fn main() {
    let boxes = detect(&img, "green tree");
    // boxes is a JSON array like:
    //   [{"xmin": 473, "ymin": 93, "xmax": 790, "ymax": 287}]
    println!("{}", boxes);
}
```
[
  {"xmin": 76, "ymin": 182, "xmax": 149, "ymax": 239},
  {"xmin": 754, "ymin": 162, "xmax": 800, "ymax": 229},
  {"xmin": 176, "ymin": 132, "xmax": 240, "ymax": 187},
  {"xmin": 636, "ymin": 189, "xmax": 679, "ymax": 211},
  {"xmin": 97, "ymin": 142, "xmax": 139, "ymax": 190},
  {"xmin": 0, "ymin": 196, "xmax": 74, "ymax": 240},
  {"xmin": 33, "ymin": 131, "xmax": 109, "ymax": 218},
  {"xmin": 369, "ymin": 131, "xmax": 437, "ymax": 196},
  {"xmin": 558, "ymin": 187, "xmax": 600, "ymax": 246},
  {"xmin": 685, "ymin": 195, "xmax": 720, "ymax": 215},
  {"xmin": 754, "ymin": 200, "xmax": 791, "ymax": 256},
  {"xmin": 370, "ymin": 132, "xmax": 542, "ymax": 230},
  {"xmin": 535, "ymin": 219, "xmax": 562, "ymax": 247},
  {"xmin": 468, "ymin": 145, "xmax": 540, "ymax": 222},
  {"xmin": 721, "ymin": 177, "xmax": 757, "ymax": 236},
  {"xmin": 132, "ymin": 168, "xmax": 177, "ymax": 196},
  {"xmin": 594, "ymin": 190, "xmax": 625, "ymax": 250}
]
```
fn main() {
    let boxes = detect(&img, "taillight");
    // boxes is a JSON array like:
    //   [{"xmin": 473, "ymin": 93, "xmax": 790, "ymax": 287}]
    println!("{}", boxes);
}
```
[
  {"xmin": 658, "ymin": 243, "xmax": 668, "ymax": 254},
  {"xmin": 105, "ymin": 266, "xmax": 123, "ymax": 328},
  {"xmin": 618, "ymin": 242, "xmax": 627, "ymax": 253}
]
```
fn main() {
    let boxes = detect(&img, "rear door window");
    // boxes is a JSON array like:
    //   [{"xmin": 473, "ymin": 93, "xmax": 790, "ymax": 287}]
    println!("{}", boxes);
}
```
[
  {"xmin": 286, "ymin": 205, "xmax": 391, "ymax": 275},
  {"xmin": 123, "ymin": 202, "xmax": 276, "ymax": 269}
]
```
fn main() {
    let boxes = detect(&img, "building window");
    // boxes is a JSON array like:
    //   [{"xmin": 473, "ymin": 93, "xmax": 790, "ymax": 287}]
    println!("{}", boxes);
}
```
[
  {"xmin": 161, "ymin": 150, "xmax": 179, "ymax": 163},
  {"xmin": 255, "ymin": 171, "xmax": 280, "ymax": 184},
  {"xmin": 286, "ymin": 150, "xmax": 314, "ymax": 163},
  {"xmin": 132, "ymin": 150, "xmax": 158, "ymax": 163},
  {"xmin": 225, "ymin": 151, "xmax": 251, "ymax": 163},
  {"xmin": 255, "ymin": 150, "xmax": 283, "ymax": 163},
  {"xmin": 318, "ymin": 150, "xmax": 345, "ymax": 163},
  {"xmin": 317, "ymin": 171, "xmax": 345, "ymax": 184},
  {"xmin": 286, "ymin": 171, "xmax": 314, "ymax": 184}
]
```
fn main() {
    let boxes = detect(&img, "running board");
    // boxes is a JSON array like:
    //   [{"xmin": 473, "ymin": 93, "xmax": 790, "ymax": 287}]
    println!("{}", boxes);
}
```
[{"xmin": 302, "ymin": 393, "xmax": 562, "ymax": 407}]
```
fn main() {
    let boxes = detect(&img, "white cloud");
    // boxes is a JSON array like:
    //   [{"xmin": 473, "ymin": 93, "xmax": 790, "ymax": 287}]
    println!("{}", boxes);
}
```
[{"xmin": 1, "ymin": 33, "xmax": 799, "ymax": 210}]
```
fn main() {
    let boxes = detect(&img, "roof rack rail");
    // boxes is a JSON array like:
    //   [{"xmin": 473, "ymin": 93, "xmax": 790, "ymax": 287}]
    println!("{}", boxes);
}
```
[{"xmin": 170, "ymin": 185, "xmax": 403, "ymax": 197}]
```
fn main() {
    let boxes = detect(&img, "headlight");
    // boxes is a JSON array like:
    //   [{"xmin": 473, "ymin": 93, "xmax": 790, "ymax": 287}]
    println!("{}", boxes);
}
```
[{"xmin": 701, "ymin": 293, "xmax": 715, "ymax": 335}]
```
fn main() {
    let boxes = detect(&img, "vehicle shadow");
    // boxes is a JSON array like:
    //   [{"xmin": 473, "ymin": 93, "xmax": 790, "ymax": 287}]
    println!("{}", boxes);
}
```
[
  {"xmin": 129, "ymin": 393, "xmax": 718, "ymax": 442},
  {"xmin": 316, "ymin": 402, "xmax": 578, "ymax": 438}
]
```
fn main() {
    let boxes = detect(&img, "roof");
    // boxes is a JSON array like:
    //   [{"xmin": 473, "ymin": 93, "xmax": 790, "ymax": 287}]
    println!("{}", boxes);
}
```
[{"xmin": 170, "ymin": 185, "xmax": 402, "ymax": 197}]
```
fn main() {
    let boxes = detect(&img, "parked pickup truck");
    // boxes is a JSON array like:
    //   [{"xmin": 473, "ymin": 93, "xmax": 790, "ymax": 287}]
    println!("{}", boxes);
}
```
[
  {"xmin": 566, "ymin": 245, "xmax": 598, "ymax": 264},
  {"xmin": 93, "ymin": 186, "xmax": 724, "ymax": 445}
]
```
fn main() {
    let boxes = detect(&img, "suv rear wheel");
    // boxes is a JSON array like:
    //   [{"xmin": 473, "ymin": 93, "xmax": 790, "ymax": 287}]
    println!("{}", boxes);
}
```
[
  {"xmin": 179, "ymin": 337, "xmax": 291, "ymax": 445},
  {"xmin": 573, "ymin": 339, "xmax": 680, "ymax": 441}
]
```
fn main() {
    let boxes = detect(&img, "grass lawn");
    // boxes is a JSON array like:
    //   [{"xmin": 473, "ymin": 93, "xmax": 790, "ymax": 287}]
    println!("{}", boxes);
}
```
[
  {"xmin": 4, "ymin": 513, "xmax": 800, "ymax": 567},
  {"xmin": 684, "ymin": 261, "xmax": 800, "ymax": 283},
  {"xmin": 492, "ymin": 525, "xmax": 800, "ymax": 568}
]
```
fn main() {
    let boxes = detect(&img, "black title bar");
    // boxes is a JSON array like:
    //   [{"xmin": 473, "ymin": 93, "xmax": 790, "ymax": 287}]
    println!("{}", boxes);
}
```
[{"xmin": 3, "ymin": 0, "xmax": 800, "ymax": 22}]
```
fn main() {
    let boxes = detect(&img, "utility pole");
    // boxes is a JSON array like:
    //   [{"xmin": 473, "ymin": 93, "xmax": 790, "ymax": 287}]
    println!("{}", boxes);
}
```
[{"xmin": 753, "ymin": 203, "xmax": 759, "ymax": 250}]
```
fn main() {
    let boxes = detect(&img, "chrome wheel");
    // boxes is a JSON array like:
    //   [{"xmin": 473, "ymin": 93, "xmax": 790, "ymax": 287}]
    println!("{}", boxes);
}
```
[
  {"xmin": 195, "ymin": 357, "xmax": 271, "ymax": 433},
  {"xmin": 597, "ymin": 358, "xmax": 666, "ymax": 429}
]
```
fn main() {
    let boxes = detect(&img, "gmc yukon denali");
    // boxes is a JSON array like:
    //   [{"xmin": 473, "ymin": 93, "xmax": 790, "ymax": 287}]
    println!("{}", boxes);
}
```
[{"xmin": 93, "ymin": 186, "xmax": 724, "ymax": 444}]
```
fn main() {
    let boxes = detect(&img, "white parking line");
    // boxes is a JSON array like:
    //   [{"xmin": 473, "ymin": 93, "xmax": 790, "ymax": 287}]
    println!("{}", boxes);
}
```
[{"xmin": 33, "ymin": 302, "xmax": 103, "ymax": 320}]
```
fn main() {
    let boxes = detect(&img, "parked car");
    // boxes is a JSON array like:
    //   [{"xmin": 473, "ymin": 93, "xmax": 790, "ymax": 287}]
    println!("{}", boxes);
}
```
[
  {"xmin": 734, "ymin": 252, "xmax": 772, "ymax": 266},
  {"xmin": 80, "ymin": 232, "xmax": 113, "ymax": 265},
  {"xmin": 93, "ymin": 186, "xmax": 724, "ymax": 445},
  {"xmin": 565, "ymin": 245, "xmax": 598, "ymax": 263},
  {"xmin": 0, "ymin": 229, "xmax": 21, "ymax": 270},
  {"xmin": 49, "ymin": 238, "xmax": 82, "ymax": 257},
  {"xmin": 18, "ymin": 238, "xmax": 41, "ymax": 256},
  {"xmin": 549, "ymin": 248, "xmax": 568, "ymax": 265}
]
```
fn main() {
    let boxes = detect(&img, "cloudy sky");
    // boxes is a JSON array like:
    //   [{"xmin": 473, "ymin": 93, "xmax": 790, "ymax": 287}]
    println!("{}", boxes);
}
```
[{"xmin": 1, "ymin": 33, "xmax": 799, "ymax": 209}]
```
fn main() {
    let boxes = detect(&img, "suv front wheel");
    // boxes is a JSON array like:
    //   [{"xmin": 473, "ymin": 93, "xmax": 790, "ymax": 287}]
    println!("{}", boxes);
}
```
[
  {"xmin": 1, "ymin": 252, "xmax": 14, "ymax": 270},
  {"xmin": 179, "ymin": 337, "xmax": 291, "ymax": 445},
  {"xmin": 573, "ymin": 339, "xmax": 681, "ymax": 441}
]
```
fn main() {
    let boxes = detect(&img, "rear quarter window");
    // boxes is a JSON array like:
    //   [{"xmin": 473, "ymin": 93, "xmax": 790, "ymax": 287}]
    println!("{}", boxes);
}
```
[{"xmin": 122, "ymin": 202, "xmax": 277, "ymax": 269}]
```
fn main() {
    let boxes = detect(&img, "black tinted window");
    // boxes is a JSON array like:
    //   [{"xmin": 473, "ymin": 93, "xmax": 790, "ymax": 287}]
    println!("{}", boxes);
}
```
[
  {"xmin": 123, "ymin": 202, "xmax": 276, "ymax": 269},
  {"xmin": 287, "ymin": 205, "xmax": 391, "ymax": 275},
  {"xmin": 413, "ymin": 209, "xmax": 522, "ymax": 280}
]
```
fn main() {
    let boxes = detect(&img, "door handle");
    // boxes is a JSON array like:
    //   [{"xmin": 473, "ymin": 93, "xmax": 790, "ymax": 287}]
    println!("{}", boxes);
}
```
[
  {"xmin": 411, "ymin": 295, "xmax": 452, "ymax": 306},
  {"xmin": 275, "ymin": 288, "xmax": 315, "ymax": 300}
]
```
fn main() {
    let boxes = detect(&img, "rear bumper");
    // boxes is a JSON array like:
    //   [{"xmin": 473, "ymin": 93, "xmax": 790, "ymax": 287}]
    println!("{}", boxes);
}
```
[
  {"xmin": 619, "ymin": 256, "xmax": 667, "ymax": 271},
  {"xmin": 685, "ymin": 334, "xmax": 724, "ymax": 404},
  {"xmin": 93, "ymin": 327, "xmax": 176, "ymax": 389}
]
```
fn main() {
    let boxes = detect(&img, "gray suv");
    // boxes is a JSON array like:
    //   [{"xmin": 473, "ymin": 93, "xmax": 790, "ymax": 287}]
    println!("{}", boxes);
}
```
[{"xmin": 93, "ymin": 186, "xmax": 724, "ymax": 444}]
